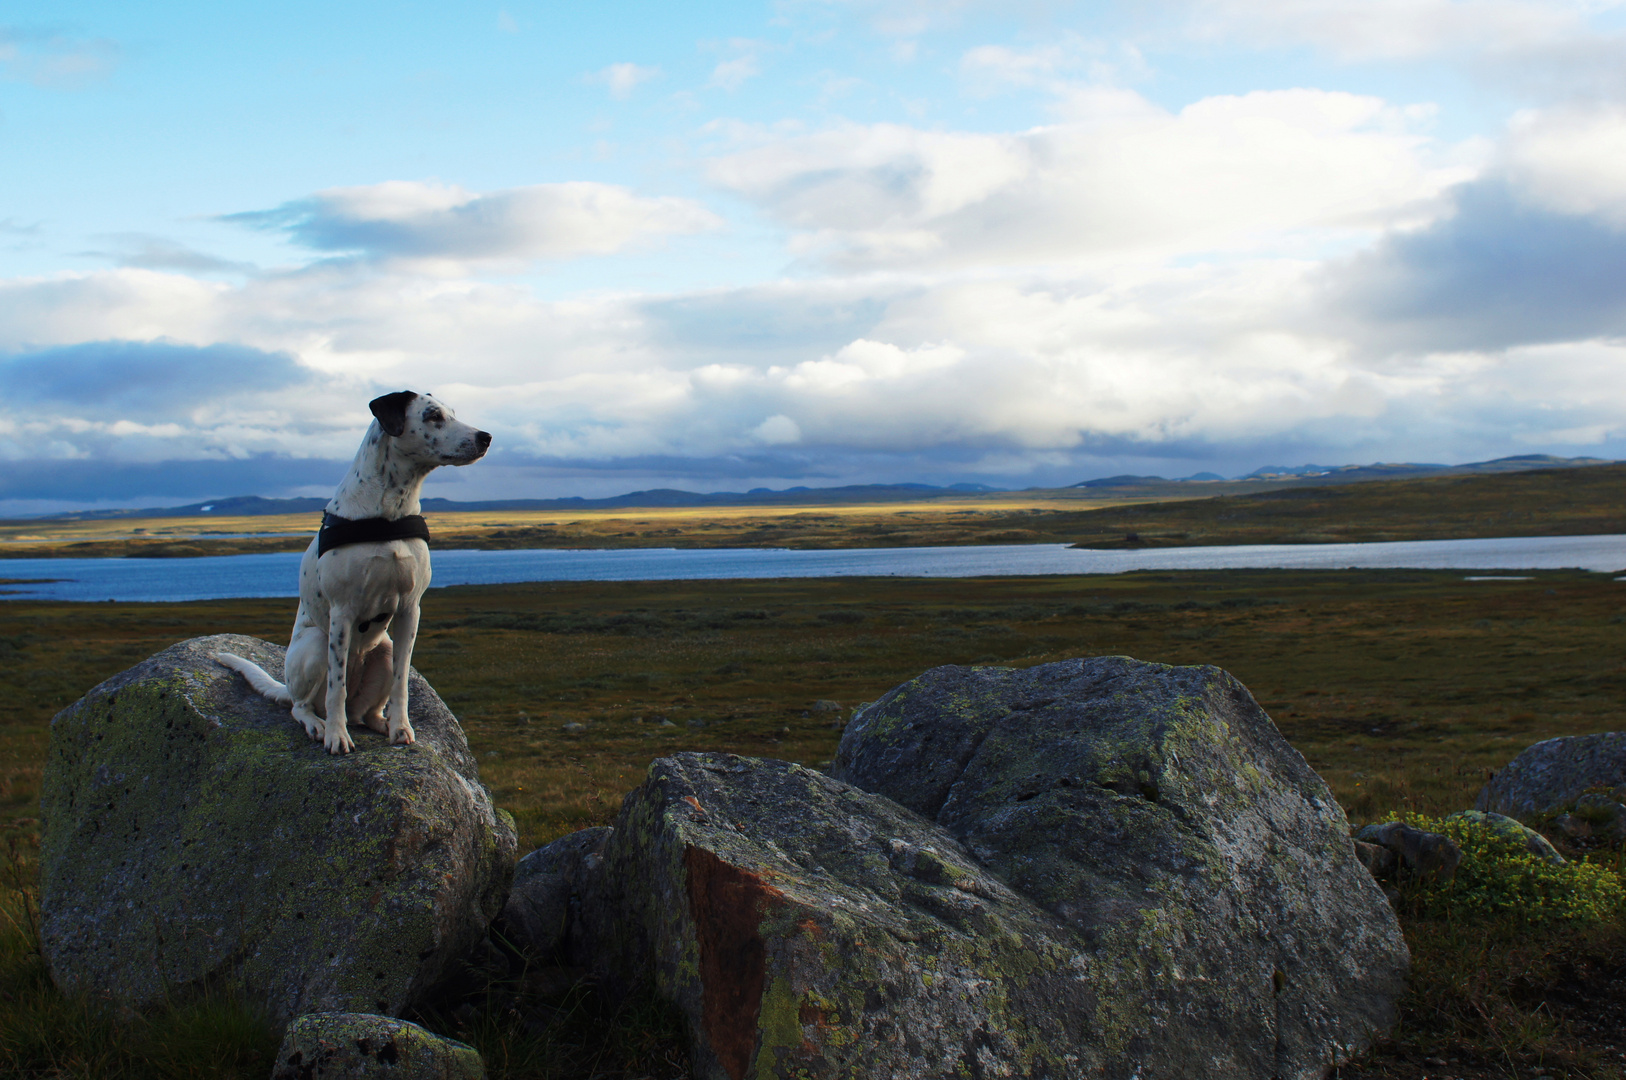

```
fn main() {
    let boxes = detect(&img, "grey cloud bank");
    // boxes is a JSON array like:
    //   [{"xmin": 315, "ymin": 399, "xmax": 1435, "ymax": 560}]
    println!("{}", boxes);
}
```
[{"xmin": 1329, "ymin": 180, "xmax": 1626, "ymax": 351}]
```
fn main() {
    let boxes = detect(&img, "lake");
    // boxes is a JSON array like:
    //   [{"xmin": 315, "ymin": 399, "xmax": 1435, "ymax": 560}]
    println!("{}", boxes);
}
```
[{"xmin": 2, "ymin": 533, "xmax": 1623, "ymax": 603}]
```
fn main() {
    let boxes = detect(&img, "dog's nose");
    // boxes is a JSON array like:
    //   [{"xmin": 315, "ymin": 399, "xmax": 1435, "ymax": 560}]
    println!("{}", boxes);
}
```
[{"xmin": 475, "ymin": 430, "xmax": 492, "ymax": 451}]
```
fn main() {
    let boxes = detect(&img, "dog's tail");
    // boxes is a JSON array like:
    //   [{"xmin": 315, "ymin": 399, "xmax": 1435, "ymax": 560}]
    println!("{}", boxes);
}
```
[{"xmin": 212, "ymin": 652, "xmax": 294, "ymax": 705}]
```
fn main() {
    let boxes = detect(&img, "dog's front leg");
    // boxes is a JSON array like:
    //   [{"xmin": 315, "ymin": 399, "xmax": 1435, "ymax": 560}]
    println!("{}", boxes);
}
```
[
  {"xmin": 386, "ymin": 599, "xmax": 420, "ymax": 746},
  {"xmin": 324, "ymin": 608, "xmax": 357, "ymax": 754}
]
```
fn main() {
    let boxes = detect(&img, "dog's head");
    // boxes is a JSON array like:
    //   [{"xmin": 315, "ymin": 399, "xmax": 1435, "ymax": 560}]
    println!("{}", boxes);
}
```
[{"xmin": 369, "ymin": 391, "xmax": 492, "ymax": 467}]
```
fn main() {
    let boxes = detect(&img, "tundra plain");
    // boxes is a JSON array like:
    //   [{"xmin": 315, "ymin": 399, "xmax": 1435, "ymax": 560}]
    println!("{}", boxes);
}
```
[{"xmin": 2, "ymin": 567, "xmax": 1626, "ymax": 1076}]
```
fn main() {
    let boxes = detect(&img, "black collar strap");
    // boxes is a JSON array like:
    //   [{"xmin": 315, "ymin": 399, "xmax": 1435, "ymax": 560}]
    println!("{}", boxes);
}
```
[{"xmin": 318, "ymin": 512, "xmax": 431, "ymax": 557}]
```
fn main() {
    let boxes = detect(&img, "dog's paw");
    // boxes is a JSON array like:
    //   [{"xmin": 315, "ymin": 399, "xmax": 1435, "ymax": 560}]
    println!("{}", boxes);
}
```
[
  {"xmin": 325, "ymin": 728, "xmax": 356, "ymax": 755},
  {"xmin": 390, "ymin": 722, "xmax": 416, "ymax": 746}
]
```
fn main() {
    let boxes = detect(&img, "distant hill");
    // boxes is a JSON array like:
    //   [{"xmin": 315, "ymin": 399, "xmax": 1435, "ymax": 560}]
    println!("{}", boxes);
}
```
[
  {"xmin": 32, "ymin": 483, "xmax": 1004, "ymax": 521},
  {"xmin": 1071, "ymin": 454, "xmax": 1615, "ymax": 490}
]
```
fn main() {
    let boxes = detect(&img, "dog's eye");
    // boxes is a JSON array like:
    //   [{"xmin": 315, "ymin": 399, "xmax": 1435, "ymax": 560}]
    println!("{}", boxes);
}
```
[{"xmin": 422, "ymin": 408, "xmax": 444, "ymax": 424}]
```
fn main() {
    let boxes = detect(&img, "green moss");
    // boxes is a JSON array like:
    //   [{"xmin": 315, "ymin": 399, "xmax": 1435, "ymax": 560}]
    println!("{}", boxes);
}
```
[{"xmin": 1401, "ymin": 811, "xmax": 1624, "ymax": 923}]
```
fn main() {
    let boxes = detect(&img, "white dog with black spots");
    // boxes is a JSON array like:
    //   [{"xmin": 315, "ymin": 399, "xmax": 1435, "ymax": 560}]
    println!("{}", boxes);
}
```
[{"xmin": 215, "ymin": 391, "xmax": 491, "ymax": 753}]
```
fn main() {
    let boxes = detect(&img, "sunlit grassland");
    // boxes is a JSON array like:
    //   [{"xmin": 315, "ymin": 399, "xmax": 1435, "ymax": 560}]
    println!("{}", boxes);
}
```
[
  {"xmin": 0, "ymin": 495, "xmax": 1160, "ymax": 559},
  {"xmin": 3, "ymin": 568, "xmax": 1626, "ymax": 1075}
]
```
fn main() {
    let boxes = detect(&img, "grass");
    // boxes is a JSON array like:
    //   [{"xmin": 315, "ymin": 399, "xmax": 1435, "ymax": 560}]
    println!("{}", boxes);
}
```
[
  {"xmin": 3, "ymin": 568, "xmax": 1626, "ymax": 1076},
  {"xmin": 1067, "ymin": 462, "xmax": 1626, "ymax": 549}
]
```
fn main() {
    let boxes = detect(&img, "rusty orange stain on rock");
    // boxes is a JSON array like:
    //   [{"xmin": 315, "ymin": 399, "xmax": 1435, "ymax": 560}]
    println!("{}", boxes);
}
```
[{"xmin": 683, "ymin": 845, "xmax": 786, "ymax": 1080}]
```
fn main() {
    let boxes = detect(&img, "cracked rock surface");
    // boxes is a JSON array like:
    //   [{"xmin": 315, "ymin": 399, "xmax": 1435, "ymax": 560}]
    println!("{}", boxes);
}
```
[{"xmin": 580, "ymin": 657, "xmax": 1408, "ymax": 1080}]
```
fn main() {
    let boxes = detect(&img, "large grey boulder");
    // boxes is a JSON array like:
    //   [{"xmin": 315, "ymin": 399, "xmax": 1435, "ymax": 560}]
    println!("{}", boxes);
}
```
[
  {"xmin": 1476, "ymin": 732, "xmax": 1626, "ymax": 819},
  {"xmin": 831, "ymin": 658, "xmax": 1408, "ymax": 1079},
  {"xmin": 40, "ymin": 634, "xmax": 516, "ymax": 1025},
  {"xmin": 583, "ymin": 656, "xmax": 1407, "ymax": 1080}
]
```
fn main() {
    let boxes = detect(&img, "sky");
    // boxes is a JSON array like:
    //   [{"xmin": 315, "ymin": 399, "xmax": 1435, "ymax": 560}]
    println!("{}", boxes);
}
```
[{"xmin": 4, "ymin": 0, "xmax": 1626, "ymax": 512}]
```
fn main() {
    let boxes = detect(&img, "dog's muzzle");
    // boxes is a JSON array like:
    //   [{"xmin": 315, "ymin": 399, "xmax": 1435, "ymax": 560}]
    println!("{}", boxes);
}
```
[{"xmin": 453, "ymin": 430, "xmax": 492, "ymax": 464}]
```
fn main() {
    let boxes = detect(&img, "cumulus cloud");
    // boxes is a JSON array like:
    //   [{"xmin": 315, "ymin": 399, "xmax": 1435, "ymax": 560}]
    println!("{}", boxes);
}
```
[
  {"xmin": 10, "ymin": 81, "xmax": 1626, "ymax": 505},
  {"xmin": 1500, "ymin": 103, "xmax": 1626, "ymax": 224},
  {"xmin": 1321, "ymin": 102, "xmax": 1626, "ymax": 352},
  {"xmin": 222, "ymin": 180, "xmax": 723, "ymax": 271},
  {"xmin": 3, "ymin": 246, "xmax": 1624, "ymax": 503},
  {"xmin": 591, "ymin": 61, "xmax": 659, "ymax": 99},
  {"xmin": 707, "ymin": 88, "xmax": 1471, "ymax": 269},
  {"xmin": 1325, "ymin": 180, "xmax": 1626, "ymax": 352}
]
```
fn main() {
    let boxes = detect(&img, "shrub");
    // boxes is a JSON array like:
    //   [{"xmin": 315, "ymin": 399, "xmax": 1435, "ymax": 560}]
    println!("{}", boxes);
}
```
[{"xmin": 1399, "ymin": 811, "xmax": 1626, "ymax": 923}]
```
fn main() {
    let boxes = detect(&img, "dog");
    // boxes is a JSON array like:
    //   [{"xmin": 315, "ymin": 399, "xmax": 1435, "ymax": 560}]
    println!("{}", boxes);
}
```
[{"xmin": 214, "ymin": 391, "xmax": 490, "ymax": 754}]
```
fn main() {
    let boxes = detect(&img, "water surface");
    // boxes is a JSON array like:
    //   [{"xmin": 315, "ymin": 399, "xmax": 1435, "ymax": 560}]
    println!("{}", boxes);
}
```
[{"xmin": 2, "ymin": 533, "xmax": 1622, "ymax": 603}]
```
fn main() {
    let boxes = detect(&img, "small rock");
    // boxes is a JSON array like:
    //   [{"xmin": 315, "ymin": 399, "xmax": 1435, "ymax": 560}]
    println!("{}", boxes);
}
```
[
  {"xmin": 561, "ymin": 722, "xmax": 585, "ymax": 733},
  {"xmin": 686, "ymin": 718, "xmax": 707, "ymax": 729},
  {"xmin": 1572, "ymin": 792, "xmax": 1626, "ymax": 840},
  {"xmin": 272, "ymin": 1013, "xmax": 484, "ymax": 1079},
  {"xmin": 1353, "ymin": 840, "xmax": 1398, "ymax": 878},
  {"xmin": 659, "ymin": 719, "xmax": 677, "ymax": 728},
  {"xmin": 1355, "ymin": 822, "xmax": 1462, "ymax": 882},
  {"xmin": 1552, "ymin": 813, "xmax": 1592, "ymax": 839},
  {"xmin": 1446, "ymin": 810, "xmax": 1564, "ymax": 864},
  {"xmin": 501, "ymin": 829, "xmax": 613, "ymax": 962},
  {"xmin": 811, "ymin": 700, "xmax": 842, "ymax": 713}
]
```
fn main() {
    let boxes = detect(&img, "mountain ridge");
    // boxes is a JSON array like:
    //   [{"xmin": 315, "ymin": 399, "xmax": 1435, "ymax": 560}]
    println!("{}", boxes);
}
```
[{"xmin": 19, "ymin": 455, "xmax": 1614, "ymax": 520}]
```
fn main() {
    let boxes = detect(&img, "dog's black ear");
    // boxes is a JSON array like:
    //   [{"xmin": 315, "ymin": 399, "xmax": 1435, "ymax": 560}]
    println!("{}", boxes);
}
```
[{"xmin": 369, "ymin": 391, "xmax": 417, "ymax": 437}]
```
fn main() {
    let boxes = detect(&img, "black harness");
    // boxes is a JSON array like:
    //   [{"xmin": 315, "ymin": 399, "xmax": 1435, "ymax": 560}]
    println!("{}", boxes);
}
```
[{"xmin": 317, "ymin": 512, "xmax": 431, "ymax": 557}]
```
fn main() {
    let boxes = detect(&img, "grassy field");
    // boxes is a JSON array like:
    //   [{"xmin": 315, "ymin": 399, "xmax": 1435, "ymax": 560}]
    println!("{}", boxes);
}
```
[
  {"xmin": 2, "ymin": 569, "xmax": 1626, "ymax": 1076},
  {"xmin": 0, "ymin": 495, "xmax": 1145, "ymax": 559},
  {"xmin": 1068, "ymin": 463, "xmax": 1626, "ymax": 549},
  {"xmin": 4, "ymin": 462, "xmax": 1623, "ymax": 561}
]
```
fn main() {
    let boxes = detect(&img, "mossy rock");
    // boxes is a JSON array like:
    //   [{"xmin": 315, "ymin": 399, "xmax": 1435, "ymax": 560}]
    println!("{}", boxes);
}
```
[
  {"xmin": 272, "ymin": 1012, "xmax": 484, "ymax": 1078},
  {"xmin": 1444, "ymin": 810, "xmax": 1564, "ymax": 864},
  {"xmin": 40, "ymin": 634, "xmax": 516, "ymax": 1026},
  {"xmin": 1476, "ymin": 731, "xmax": 1626, "ymax": 819},
  {"xmin": 827, "ymin": 657, "xmax": 1408, "ymax": 1079}
]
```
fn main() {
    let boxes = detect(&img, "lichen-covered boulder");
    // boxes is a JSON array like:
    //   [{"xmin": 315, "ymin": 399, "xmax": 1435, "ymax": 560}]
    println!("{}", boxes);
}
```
[
  {"xmin": 40, "ymin": 634, "xmax": 516, "ymax": 1025},
  {"xmin": 582, "ymin": 753, "xmax": 1102, "ymax": 1080},
  {"xmin": 830, "ymin": 657, "xmax": 1409, "ymax": 1080},
  {"xmin": 272, "ymin": 1013, "xmax": 484, "ymax": 1079},
  {"xmin": 1476, "ymin": 732, "xmax": 1626, "ymax": 819}
]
